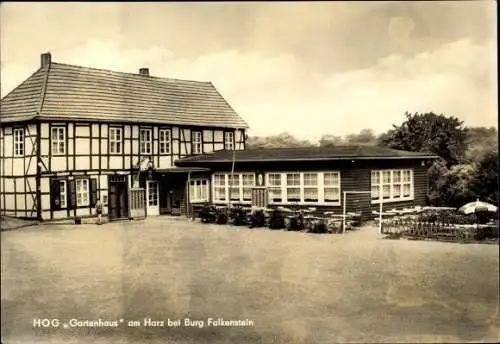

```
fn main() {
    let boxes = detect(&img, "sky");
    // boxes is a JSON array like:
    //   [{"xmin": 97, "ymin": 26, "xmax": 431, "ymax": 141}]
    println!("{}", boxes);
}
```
[{"xmin": 0, "ymin": 1, "xmax": 497, "ymax": 140}]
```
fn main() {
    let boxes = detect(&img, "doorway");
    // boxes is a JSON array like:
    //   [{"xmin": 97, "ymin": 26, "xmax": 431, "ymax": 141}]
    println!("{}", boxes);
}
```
[
  {"xmin": 146, "ymin": 180, "xmax": 160, "ymax": 216},
  {"xmin": 108, "ymin": 175, "xmax": 129, "ymax": 220}
]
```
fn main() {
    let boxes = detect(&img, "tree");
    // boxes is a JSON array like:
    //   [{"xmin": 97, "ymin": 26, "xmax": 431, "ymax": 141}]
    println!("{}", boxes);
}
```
[
  {"xmin": 319, "ymin": 134, "xmax": 344, "ymax": 147},
  {"xmin": 345, "ymin": 129, "xmax": 377, "ymax": 146},
  {"xmin": 246, "ymin": 132, "xmax": 314, "ymax": 149},
  {"xmin": 464, "ymin": 126, "xmax": 498, "ymax": 163},
  {"xmin": 427, "ymin": 159, "xmax": 476, "ymax": 207},
  {"xmin": 380, "ymin": 112, "xmax": 467, "ymax": 166},
  {"xmin": 427, "ymin": 157, "xmax": 449, "ymax": 205},
  {"xmin": 319, "ymin": 129, "xmax": 378, "ymax": 147},
  {"xmin": 427, "ymin": 150, "xmax": 499, "ymax": 207},
  {"xmin": 469, "ymin": 149, "xmax": 499, "ymax": 205}
]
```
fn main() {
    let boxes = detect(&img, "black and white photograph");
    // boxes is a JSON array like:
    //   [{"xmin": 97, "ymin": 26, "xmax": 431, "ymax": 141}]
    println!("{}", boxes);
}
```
[{"xmin": 0, "ymin": 1, "xmax": 498, "ymax": 343}]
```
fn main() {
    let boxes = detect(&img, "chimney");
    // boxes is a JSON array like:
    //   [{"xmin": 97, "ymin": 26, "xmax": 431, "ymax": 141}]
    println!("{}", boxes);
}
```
[
  {"xmin": 41, "ymin": 52, "xmax": 51, "ymax": 68},
  {"xmin": 139, "ymin": 68, "xmax": 149, "ymax": 76}
]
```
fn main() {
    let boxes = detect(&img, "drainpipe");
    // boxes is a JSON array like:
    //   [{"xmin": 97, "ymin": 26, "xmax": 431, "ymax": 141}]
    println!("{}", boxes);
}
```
[
  {"xmin": 36, "ymin": 121, "xmax": 42, "ymax": 221},
  {"xmin": 187, "ymin": 170, "xmax": 191, "ymax": 219}
]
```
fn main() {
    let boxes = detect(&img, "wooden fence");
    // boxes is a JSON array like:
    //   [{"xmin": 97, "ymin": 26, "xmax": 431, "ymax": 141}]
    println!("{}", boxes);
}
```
[
  {"xmin": 129, "ymin": 188, "xmax": 146, "ymax": 219},
  {"xmin": 381, "ymin": 218, "xmax": 498, "ymax": 241}
]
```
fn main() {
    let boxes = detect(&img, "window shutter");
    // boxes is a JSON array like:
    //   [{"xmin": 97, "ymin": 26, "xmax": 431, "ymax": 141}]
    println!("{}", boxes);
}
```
[
  {"xmin": 68, "ymin": 180, "xmax": 76, "ymax": 209},
  {"xmin": 51, "ymin": 179, "xmax": 61, "ymax": 210},
  {"xmin": 90, "ymin": 178, "xmax": 98, "ymax": 207}
]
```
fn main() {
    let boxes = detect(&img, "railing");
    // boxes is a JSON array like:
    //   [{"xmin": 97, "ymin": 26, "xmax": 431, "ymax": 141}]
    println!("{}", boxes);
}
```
[
  {"xmin": 378, "ymin": 206, "xmax": 499, "ymax": 241},
  {"xmin": 129, "ymin": 188, "xmax": 146, "ymax": 219},
  {"xmin": 382, "ymin": 219, "xmax": 498, "ymax": 241}
]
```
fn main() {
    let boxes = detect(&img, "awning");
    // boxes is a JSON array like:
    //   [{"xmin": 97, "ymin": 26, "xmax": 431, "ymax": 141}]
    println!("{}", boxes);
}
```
[{"xmin": 154, "ymin": 167, "xmax": 211, "ymax": 174}]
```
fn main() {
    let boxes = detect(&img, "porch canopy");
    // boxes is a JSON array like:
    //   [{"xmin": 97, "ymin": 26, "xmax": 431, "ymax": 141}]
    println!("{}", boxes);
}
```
[{"xmin": 154, "ymin": 167, "xmax": 211, "ymax": 175}]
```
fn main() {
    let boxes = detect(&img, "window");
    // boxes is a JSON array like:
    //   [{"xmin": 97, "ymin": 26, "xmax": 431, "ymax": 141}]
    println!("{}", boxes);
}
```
[
  {"xmin": 51, "ymin": 127, "xmax": 66, "ymax": 155},
  {"xmin": 213, "ymin": 174, "xmax": 226, "ymax": 201},
  {"xmin": 159, "ymin": 129, "xmax": 171, "ymax": 154},
  {"xmin": 148, "ymin": 181, "xmax": 158, "ymax": 206},
  {"xmin": 228, "ymin": 174, "xmax": 240, "ymax": 201},
  {"xmin": 393, "ymin": 170, "xmax": 401, "ymax": 198},
  {"xmin": 212, "ymin": 173, "xmax": 256, "ymax": 203},
  {"xmin": 109, "ymin": 127, "xmax": 122, "ymax": 154},
  {"xmin": 140, "ymin": 128, "xmax": 152, "ymax": 154},
  {"xmin": 189, "ymin": 179, "xmax": 209, "ymax": 203},
  {"xmin": 192, "ymin": 131, "xmax": 202, "ymax": 155},
  {"xmin": 371, "ymin": 169, "xmax": 413, "ymax": 203},
  {"xmin": 371, "ymin": 172, "xmax": 380, "ymax": 200},
  {"xmin": 60, "ymin": 180, "xmax": 67, "ymax": 208},
  {"xmin": 266, "ymin": 172, "xmax": 340, "ymax": 205},
  {"xmin": 403, "ymin": 170, "xmax": 412, "ymax": 197},
  {"xmin": 224, "ymin": 132, "xmax": 234, "ymax": 150},
  {"xmin": 242, "ymin": 173, "xmax": 255, "ymax": 201},
  {"xmin": 286, "ymin": 173, "xmax": 301, "ymax": 202},
  {"xmin": 76, "ymin": 179, "xmax": 89, "ymax": 207},
  {"xmin": 51, "ymin": 179, "xmax": 67, "ymax": 210},
  {"xmin": 382, "ymin": 171, "xmax": 391, "ymax": 199},
  {"xmin": 13, "ymin": 128, "xmax": 24, "ymax": 156},
  {"xmin": 268, "ymin": 173, "xmax": 282, "ymax": 203},
  {"xmin": 303, "ymin": 173, "xmax": 319, "ymax": 202},
  {"xmin": 323, "ymin": 172, "xmax": 340, "ymax": 203}
]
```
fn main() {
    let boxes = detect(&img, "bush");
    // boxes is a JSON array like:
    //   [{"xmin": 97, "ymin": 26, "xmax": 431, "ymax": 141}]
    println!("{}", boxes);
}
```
[
  {"xmin": 216, "ymin": 211, "xmax": 228, "ymax": 225},
  {"xmin": 327, "ymin": 220, "xmax": 342, "ymax": 233},
  {"xmin": 199, "ymin": 204, "xmax": 217, "ymax": 223},
  {"xmin": 268, "ymin": 209, "xmax": 286, "ymax": 229},
  {"xmin": 229, "ymin": 207, "xmax": 248, "ymax": 226},
  {"xmin": 309, "ymin": 220, "xmax": 328, "ymax": 234},
  {"xmin": 249, "ymin": 210, "xmax": 266, "ymax": 228},
  {"xmin": 474, "ymin": 210, "xmax": 496, "ymax": 225},
  {"xmin": 288, "ymin": 213, "xmax": 305, "ymax": 231}
]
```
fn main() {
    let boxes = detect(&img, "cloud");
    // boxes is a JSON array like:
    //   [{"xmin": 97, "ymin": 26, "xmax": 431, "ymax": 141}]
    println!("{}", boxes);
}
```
[{"xmin": 1, "ymin": 38, "xmax": 497, "ymax": 140}]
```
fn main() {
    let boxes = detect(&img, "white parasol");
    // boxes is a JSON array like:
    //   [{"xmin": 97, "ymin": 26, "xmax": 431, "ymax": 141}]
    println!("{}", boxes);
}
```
[{"xmin": 458, "ymin": 199, "xmax": 498, "ymax": 215}]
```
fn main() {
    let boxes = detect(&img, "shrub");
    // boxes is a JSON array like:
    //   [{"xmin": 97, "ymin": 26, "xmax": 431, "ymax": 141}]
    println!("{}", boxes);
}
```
[
  {"xmin": 249, "ymin": 210, "xmax": 266, "ymax": 228},
  {"xmin": 229, "ymin": 207, "xmax": 248, "ymax": 226},
  {"xmin": 216, "ymin": 212, "xmax": 228, "ymax": 225},
  {"xmin": 216, "ymin": 208, "xmax": 228, "ymax": 225},
  {"xmin": 268, "ymin": 209, "xmax": 286, "ymax": 229},
  {"xmin": 199, "ymin": 204, "xmax": 217, "ymax": 223},
  {"xmin": 474, "ymin": 210, "xmax": 496, "ymax": 225},
  {"xmin": 288, "ymin": 213, "xmax": 305, "ymax": 231},
  {"xmin": 327, "ymin": 220, "xmax": 342, "ymax": 233},
  {"xmin": 309, "ymin": 220, "xmax": 328, "ymax": 234}
]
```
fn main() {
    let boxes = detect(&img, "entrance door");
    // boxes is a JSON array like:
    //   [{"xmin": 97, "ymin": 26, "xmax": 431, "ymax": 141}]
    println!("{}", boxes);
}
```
[
  {"xmin": 108, "ymin": 177, "xmax": 129, "ymax": 220},
  {"xmin": 146, "ymin": 181, "xmax": 160, "ymax": 216},
  {"xmin": 159, "ymin": 182, "xmax": 173, "ymax": 214}
]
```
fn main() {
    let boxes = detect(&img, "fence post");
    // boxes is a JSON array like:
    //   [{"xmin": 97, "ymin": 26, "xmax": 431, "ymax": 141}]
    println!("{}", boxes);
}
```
[
  {"xmin": 378, "ymin": 187, "xmax": 383, "ymax": 234},
  {"xmin": 342, "ymin": 191, "xmax": 347, "ymax": 233}
]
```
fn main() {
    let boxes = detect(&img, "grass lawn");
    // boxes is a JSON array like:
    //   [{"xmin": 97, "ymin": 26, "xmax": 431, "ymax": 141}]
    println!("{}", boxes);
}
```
[{"xmin": 2, "ymin": 217, "xmax": 499, "ymax": 344}]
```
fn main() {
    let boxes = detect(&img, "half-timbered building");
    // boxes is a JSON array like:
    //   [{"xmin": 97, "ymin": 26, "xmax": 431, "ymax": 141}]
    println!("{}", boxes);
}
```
[{"xmin": 0, "ymin": 52, "xmax": 247, "ymax": 221}]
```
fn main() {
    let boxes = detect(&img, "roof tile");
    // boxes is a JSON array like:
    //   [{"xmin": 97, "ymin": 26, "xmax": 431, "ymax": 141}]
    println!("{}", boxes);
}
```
[{"xmin": 1, "ymin": 62, "xmax": 247, "ymax": 129}]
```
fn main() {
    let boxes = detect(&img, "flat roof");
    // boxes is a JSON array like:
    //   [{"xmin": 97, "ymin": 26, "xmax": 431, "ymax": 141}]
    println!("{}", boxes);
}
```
[{"xmin": 175, "ymin": 146, "xmax": 439, "ymax": 166}]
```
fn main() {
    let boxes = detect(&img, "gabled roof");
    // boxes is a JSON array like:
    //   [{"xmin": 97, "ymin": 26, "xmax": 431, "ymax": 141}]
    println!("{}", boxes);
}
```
[
  {"xmin": 1, "ymin": 57, "xmax": 247, "ymax": 128},
  {"xmin": 175, "ymin": 146, "xmax": 439, "ymax": 166}
]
